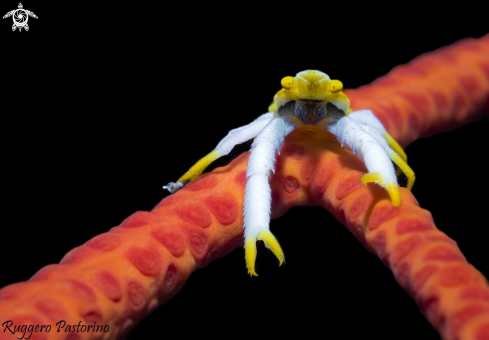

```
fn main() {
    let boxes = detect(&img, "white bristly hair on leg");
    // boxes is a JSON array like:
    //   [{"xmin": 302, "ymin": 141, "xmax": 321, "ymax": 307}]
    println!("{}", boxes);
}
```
[
  {"xmin": 347, "ymin": 109, "xmax": 393, "ymax": 149},
  {"xmin": 327, "ymin": 116, "xmax": 397, "ymax": 187},
  {"xmin": 215, "ymin": 112, "xmax": 275, "ymax": 156},
  {"xmin": 243, "ymin": 117, "xmax": 296, "ymax": 241},
  {"xmin": 347, "ymin": 110, "xmax": 387, "ymax": 133}
]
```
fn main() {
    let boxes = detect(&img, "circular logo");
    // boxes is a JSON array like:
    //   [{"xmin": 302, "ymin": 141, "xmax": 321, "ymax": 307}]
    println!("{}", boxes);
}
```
[{"xmin": 13, "ymin": 9, "xmax": 27, "ymax": 26}]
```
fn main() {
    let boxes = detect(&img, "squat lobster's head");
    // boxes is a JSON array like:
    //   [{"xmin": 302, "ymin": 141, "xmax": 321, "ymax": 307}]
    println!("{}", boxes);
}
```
[{"xmin": 269, "ymin": 70, "xmax": 351, "ymax": 126}]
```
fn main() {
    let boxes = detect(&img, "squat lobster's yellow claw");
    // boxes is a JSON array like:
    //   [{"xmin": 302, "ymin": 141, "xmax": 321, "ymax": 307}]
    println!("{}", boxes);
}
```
[
  {"xmin": 382, "ymin": 132, "xmax": 412, "ymax": 180},
  {"xmin": 245, "ymin": 230, "xmax": 285, "ymax": 277},
  {"xmin": 361, "ymin": 173, "xmax": 401, "ymax": 206},
  {"xmin": 383, "ymin": 133, "xmax": 407, "ymax": 162},
  {"xmin": 389, "ymin": 152, "xmax": 416, "ymax": 191},
  {"xmin": 245, "ymin": 238, "xmax": 258, "ymax": 276},
  {"xmin": 385, "ymin": 183, "xmax": 401, "ymax": 207},
  {"xmin": 258, "ymin": 229, "xmax": 285, "ymax": 265},
  {"xmin": 177, "ymin": 150, "xmax": 221, "ymax": 184}
]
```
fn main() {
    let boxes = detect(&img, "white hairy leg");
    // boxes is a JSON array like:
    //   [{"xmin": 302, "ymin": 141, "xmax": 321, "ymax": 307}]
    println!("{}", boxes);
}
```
[
  {"xmin": 164, "ymin": 112, "xmax": 274, "ymax": 193},
  {"xmin": 348, "ymin": 110, "xmax": 408, "ymax": 162},
  {"xmin": 327, "ymin": 116, "xmax": 402, "ymax": 205},
  {"xmin": 347, "ymin": 110, "xmax": 415, "ymax": 189},
  {"xmin": 214, "ymin": 112, "xmax": 275, "ymax": 154},
  {"xmin": 347, "ymin": 110, "xmax": 386, "ymax": 133},
  {"xmin": 244, "ymin": 116, "xmax": 296, "ymax": 276}
]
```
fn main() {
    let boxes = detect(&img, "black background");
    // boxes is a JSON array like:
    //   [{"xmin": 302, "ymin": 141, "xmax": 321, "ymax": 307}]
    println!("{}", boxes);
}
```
[{"xmin": 1, "ymin": 2, "xmax": 488, "ymax": 339}]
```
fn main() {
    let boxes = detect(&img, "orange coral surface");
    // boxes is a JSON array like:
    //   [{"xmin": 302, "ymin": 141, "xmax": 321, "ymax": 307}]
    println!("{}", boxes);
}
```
[{"xmin": 0, "ymin": 36, "xmax": 488, "ymax": 340}]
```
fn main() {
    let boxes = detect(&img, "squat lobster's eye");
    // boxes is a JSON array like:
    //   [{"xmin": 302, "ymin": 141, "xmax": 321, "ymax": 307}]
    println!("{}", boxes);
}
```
[
  {"xmin": 281, "ymin": 76, "xmax": 294, "ymax": 90},
  {"xmin": 330, "ymin": 80, "xmax": 343, "ymax": 93}
]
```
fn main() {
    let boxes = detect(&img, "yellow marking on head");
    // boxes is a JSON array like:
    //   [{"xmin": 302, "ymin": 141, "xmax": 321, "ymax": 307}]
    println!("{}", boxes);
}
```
[
  {"xmin": 245, "ymin": 238, "xmax": 258, "ymax": 276},
  {"xmin": 296, "ymin": 70, "xmax": 331, "ymax": 99},
  {"xmin": 281, "ymin": 76, "xmax": 294, "ymax": 90},
  {"xmin": 330, "ymin": 80, "xmax": 343, "ymax": 93},
  {"xmin": 270, "ymin": 70, "xmax": 351, "ymax": 117},
  {"xmin": 257, "ymin": 229, "xmax": 284, "ymax": 266}
]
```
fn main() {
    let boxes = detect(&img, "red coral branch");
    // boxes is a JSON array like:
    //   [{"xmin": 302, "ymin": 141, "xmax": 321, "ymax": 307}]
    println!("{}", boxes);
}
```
[
  {"xmin": 345, "ymin": 34, "xmax": 489, "ymax": 145},
  {"xmin": 0, "ymin": 36, "xmax": 488, "ymax": 340}
]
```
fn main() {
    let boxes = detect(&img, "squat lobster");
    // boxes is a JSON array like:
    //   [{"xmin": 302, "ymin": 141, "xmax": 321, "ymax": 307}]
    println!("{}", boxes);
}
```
[{"xmin": 164, "ymin": 70, "xmax": 415, "ymax": 276}]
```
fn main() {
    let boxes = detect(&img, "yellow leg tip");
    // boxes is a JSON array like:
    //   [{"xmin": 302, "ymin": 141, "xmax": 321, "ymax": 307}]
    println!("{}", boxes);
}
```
[
  {"xmin": 257, "ymin": 229, "xmax": 285, "ymax": 266},
  {"xmin": 383, "ymin": 133, "xmax": 407, "ymax": 162},
  {"xmin": 389, "ymin": 150, "xmax": 415, "ymax": 192},
  {"xmin": 245, "ymin": 238, "xmax": 258, "ymax": 277},
  {"xmin": 362, "ymin": 173, "xmax": 401, "ymax": 206},
  {"xmin": 361, "ymin": 173, "xmax": 383, "ymax": 186},
  {"xmin": 386, "ymin": 183, "xmax": 401, "ymax": 206},
  {"xmin": 178, "ymin": 150, "xmax": 221, "ymax": 184},
  {"xmin": 245, "ymin": 230, "xmax": 285, "ymax": 276},
  {"xmin": 407, "ymin": 173, "xmax": 416, "ymax": 191}
]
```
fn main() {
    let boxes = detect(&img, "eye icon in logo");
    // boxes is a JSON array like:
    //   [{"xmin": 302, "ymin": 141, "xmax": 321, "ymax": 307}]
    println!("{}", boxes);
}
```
[{"xmin": 3, "ymin": 3, "xmax": 37, "ymax": 32}]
